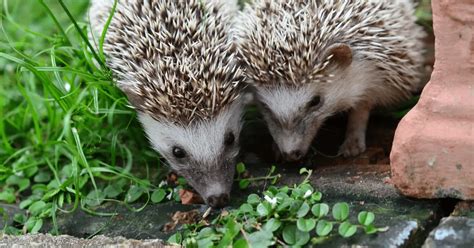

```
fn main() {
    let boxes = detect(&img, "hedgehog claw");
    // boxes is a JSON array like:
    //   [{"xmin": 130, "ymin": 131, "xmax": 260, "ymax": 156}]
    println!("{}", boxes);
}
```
[{"xmin": 339, "ymin": 135, "xmax": 366, "ymax": 157}]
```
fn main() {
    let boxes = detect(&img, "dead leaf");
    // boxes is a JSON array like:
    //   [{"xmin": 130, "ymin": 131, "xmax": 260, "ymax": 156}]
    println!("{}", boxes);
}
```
[
  {"xmin": 179, "ymin": 189, "xmax": 204, "ymax": 205},
  {"xmin": 163, "ymin": 209, "xmax": 201, "ymax": 232}
]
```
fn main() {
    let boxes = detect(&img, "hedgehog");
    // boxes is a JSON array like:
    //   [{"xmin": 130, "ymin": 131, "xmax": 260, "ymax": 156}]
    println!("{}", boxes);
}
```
[
  {"xmin": 88, "ymin": 0, "xmax": 244, "ymax": 207},
  {"xmin": 235, "ymin": 0, "xmax": 426, "ymax": 161}
]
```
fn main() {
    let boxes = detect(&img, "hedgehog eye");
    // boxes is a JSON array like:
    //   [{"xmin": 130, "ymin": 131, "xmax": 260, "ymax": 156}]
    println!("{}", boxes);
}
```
[
  {"xmin": 308, "ymin": 96, "xmax": 322, "ymax": 108},
  {"xmin": 172, "ymin": 146, "xmax": 186, "ymax": 159},
  {"xmin": 224, "ymin": 132, "xmax": 235, "ymax": 147}
]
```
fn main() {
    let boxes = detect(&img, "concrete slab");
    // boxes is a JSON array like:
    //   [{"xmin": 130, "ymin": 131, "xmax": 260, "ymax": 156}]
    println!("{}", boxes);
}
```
[{"xmin": 0, "ymin": 233, "xmax": 173, "ymax": 248}]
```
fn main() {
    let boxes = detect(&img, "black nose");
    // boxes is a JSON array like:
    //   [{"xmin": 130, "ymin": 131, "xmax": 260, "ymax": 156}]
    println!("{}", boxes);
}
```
[
  {"xmin": 283, "ymin": 150, "xmax": 304, "ymax": 161},
  {"xmin": 207, "ymin": 193, "xmax": 230, "ymax": 208}
]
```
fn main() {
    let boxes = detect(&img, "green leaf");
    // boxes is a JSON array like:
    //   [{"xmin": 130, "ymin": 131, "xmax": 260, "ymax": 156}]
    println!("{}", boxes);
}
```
[
  {"xmin": 247, "ymin": 194, "xmax": 260, "ymax": 205},
  {"xmin": 0, "ymin": 188, "xmax": 16, "ymax": 203},
  {"xmin": 234, "ymin": 238, "xmax": 249, "ymax": 248},
  {"xmin": 125, "ymin": 185, "xmax": 145, "ymax": 203},
  {"xmin": 364, "ymin": 225, "xmax": 378, "ymax": 234},
  {"xmin": 104, "ymin": 183, "xmax": 123, "ymax": 198},
  {"xmin": 282, "ymin": 224, "xmax": 310, "ymax": 246},
  {"xmin": 239, "ymin": 179, "xmax": 250, "ymax": 189},
  {"xmin": 299, "ymin": 168, "xmax": 309, "ymax": 175},
  {"xmin": 6, "ymin": 175, "xmax": 21, "ymax": 185},
  {"xmin": 311, "ymin": 203, "xmax": 329, "ymax": 218},
  {"xmin": 19, "ymin": 199, "xmax": 34, "ymax": 209},
  {"xmin": 151, "ymin": 189, "xmax": 166, "ymax": 203},
  {"xmin": 28, "ymin": 201, "xmax": 47, "ymax": 216},
  {"xmin": 84, "ymin": 189, "xmax": 106, "ymax": 207},
  {"xmin": 168, "ymin": 232, "xmax": 183, "ymax": 244},
  {"xmin": 257, "ymin": 202, "xmax": 271, "ymax": 217},
  {"xmin": 25, "ymin": 217, "xmax": 36, "ymax": 232},
  {"xmin": 279, "ymin": 186, "xmax": 289, "ymax": 194},
  {"xmin": 13, "ymin": 213, "xmax": 27, "ymax": 224},
  {"xmin": 311, "ymin": 192, "xmax": 322, "ymax": 201},
  {"xmin": 42, "ymin": 188, "xmax": 61, "ymax": 201},
  {"xmin": 358, "ymin": 211, "xmax": 375, "ymax": 226},
  {"xmin": 297, "ymin": 202, "xmax": 310, "ymax": 217},
  {"xmin": 30, "ymin": 218, "xmax": 43, "ymax": 234},
  {"xmin": 263, "ymin": 218, "xmax": 281, "ymax": 232},
  {"xmin": 58, "ymin": 193, "xmax": 65, "ymax": 208},
  {"xmin": 239, "ymin": 203, "xmax": 253, "ymax": 213},
  {"xmin": 197, "ymin": 237, "xmax": 214, "ymax": 247},
  {"xmin": 297, "ymin": 218, "xmax": 316, "ymax": 232},
  {"xmin": 248, "ymin": 230, "xmax": 274, "ymax": 247},
  {"xmin": 18, "ymin": 179, "xmax": 30, "ymax": 192},
  {"xmin": 34, "ymin": 171, "xmax": 51, "ymax": 183},
  {"xmin": 316, "ymin": 220, "xmax": 333, "ymax": 237},
  {"xmin": 217, "ymin": 218, "xmax": 241, "ymax": 247},
  {"xmin": 276, "ymin": 200, "xmax": 291, "ymax": 212},
  {"xmin": 338, "ymin": 221, "xmax": 357, "ymax": 238},
  {"xmin": 236, "ymin": 162, "xmax": 246, "ymax": 174},
  {"xmin": 332, "ymin": 202, "xmax": 350, "ymax": 221},
  {"xmin": 198, "ymin": 227, "xmax": 215, "ymax": 238}
]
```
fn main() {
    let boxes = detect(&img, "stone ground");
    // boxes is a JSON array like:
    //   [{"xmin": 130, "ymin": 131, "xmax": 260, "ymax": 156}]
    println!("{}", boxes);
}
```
[{"xmin": 1, "ymin": 114, "xmax": 473, "ymax": 247}]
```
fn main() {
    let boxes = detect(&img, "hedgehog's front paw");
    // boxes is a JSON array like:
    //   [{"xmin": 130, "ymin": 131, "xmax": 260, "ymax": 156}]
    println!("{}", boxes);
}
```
[{"xmin": 339, "ymin": 135, "xmax": 366, "ymax": 157}]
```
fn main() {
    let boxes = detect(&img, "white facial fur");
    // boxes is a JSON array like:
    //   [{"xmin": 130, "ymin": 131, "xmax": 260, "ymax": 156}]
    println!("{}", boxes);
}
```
[
  {"xmin": 255, "ymin": 58, "xmax": 381, "ymax": 160},
  {"xmin": 138, "ymin": 101, "xmax": 244, "ymax": 201}
]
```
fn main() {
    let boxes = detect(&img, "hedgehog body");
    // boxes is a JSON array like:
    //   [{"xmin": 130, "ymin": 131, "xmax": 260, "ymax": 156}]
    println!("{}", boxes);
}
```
[
  {"xmin": 235, "ymin": 0, "xmax": 426, "ymax": 159},
  {"xmin": 89, "ymin": 0, "xmax": 243, "ymax": 207}
]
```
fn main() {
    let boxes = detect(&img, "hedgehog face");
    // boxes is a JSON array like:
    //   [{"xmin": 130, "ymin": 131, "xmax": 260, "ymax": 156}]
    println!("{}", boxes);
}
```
[
  {"xmin": 255, "ymin": 84, "xmax": 331, "ymax": 162},
  {"xmin": 253, "ymin": 50, "xmax": 381, "ymax": 162},
  {"xmin": 138, "ymin": 101, "xmax": 244, "ymax": 208}
]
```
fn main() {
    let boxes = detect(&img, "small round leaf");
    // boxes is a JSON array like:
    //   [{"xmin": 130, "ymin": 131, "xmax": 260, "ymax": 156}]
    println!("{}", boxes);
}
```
[
  {"xmin": 151, "ymin": 189, "xmax": 166, "ymax": 203},
  {"xmin": 257, "ymin": 202, "xmax": 271, "ymax": 216},
  {"xmin": 263, "ymin": 218, "xmax": 281, "ymax": 232},
  {"xmin": 297, "ymin": 202, "xmax": 310, "ymax": 217},
  {"xmin": 297, "ymin": 218, "xmax": 316, "ymax": 232},
  {"xmin": 247, "ymin": 194, "xmax": 260, "ymax": 205},
  {"xmin": 332, "ymin": 202, "xmax": 350, "ymax": 221},
  {"xmin": 239, "ymin": 203, "xmax": 253, "ymax": 213},
  {"xmin": 125, "ymin": 185, "xmax": 145, "ymax": 203},
  {"xmin": 236, "ymin": 163, "xmax": 246, "ymax": 174},
  {"xmin": 316, "ymin": 220, "xmax": 333, "ymax": 237},
  {"xmin": 28, "ymin": 201, "xmax": 47, "ymax": 216},
  {"xmin": 282, "ymin": 224, "xmax": 310, "ymax": 246},
  {"xmin": 311, "ymin": 203, "xmax": 329, "ymax": 218},
  {"xmin": 311, "ymin": 192, "xmax": 322, "ymax": 201},
  {"xmin": 338, "ymin": 221, "xmax": 358, "ymax": 238},
  {"xmin": 239, "ymin": 179, "xmax": 250, "ymax": 189},
  {"xmin": 358, "ymin": 211, "xmax": 375, "ymax": 226}
]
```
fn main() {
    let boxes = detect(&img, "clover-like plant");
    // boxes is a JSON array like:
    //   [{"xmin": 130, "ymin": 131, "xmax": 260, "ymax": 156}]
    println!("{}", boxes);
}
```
[{"xmin": 169, "ymin": 168, "xmax": 388, "ymax": 247}]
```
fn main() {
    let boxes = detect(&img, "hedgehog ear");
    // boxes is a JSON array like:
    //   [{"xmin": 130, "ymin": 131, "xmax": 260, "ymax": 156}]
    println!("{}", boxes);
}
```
[{"xmin": 323, "ymin": 43, "xmax": 352, "ymax": 69}]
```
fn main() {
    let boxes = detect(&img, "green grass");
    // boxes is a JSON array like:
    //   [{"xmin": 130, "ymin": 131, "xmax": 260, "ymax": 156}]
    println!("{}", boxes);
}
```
[{"xmin": 0, "ymin": 0, "xmax": 176, "ymax": 235}]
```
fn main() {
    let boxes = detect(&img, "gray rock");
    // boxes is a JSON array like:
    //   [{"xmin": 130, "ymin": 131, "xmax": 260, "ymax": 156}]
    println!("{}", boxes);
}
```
[
  {"xmin": 0, "ymin": 233, "xmax": 175, "ymax": 248},
  {"xmin": 43, "ymin": 201, "xmax": 206, "ymax": 240},
  {"xmin": 423, "ymin": 216, "xmax": 474, "ymax": 248}
]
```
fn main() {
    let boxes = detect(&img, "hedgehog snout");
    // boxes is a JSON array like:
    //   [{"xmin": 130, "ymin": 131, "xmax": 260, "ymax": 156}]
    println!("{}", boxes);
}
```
[
  {"xmin": 282, "ymin": 150, "xmax": 304, "ymax": 162},
  {"xmin": 206, "ymin": 193, "xmax": 230, "ymax": 208}
]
